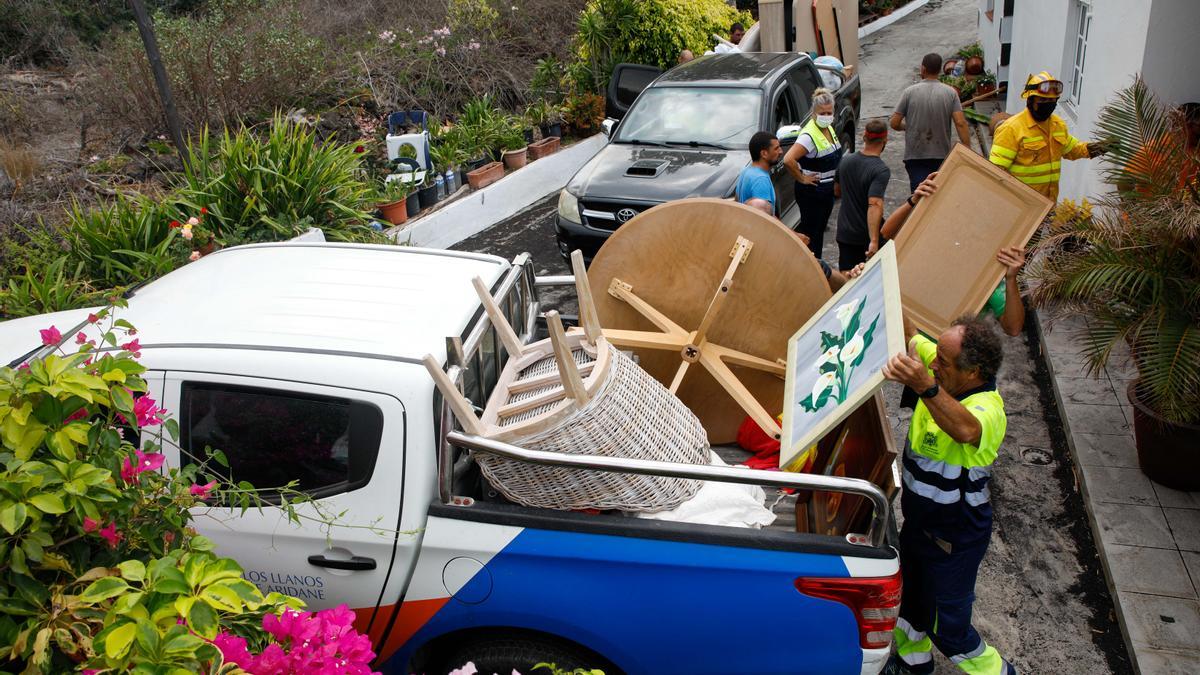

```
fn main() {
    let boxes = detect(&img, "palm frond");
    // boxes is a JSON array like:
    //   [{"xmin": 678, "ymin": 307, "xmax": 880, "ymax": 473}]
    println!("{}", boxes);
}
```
[{"xmin": 1094, "ymin": 76, "xmax": 1195, "ymax": 198}]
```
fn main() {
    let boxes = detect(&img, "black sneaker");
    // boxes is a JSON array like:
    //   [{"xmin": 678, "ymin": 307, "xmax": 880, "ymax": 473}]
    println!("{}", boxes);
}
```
[{"xmin": 880, "ymin": 656, "xmax": 914, "ymax": 675}]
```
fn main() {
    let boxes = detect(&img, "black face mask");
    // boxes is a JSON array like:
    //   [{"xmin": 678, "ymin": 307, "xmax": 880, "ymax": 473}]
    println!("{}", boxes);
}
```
[{"xmin": 1028, "ymin": 98, "xmax": 1057, "ymax": 122}]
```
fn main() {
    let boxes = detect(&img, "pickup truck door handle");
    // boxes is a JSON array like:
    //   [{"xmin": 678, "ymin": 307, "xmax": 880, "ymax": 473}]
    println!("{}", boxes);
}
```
[{"xmin": 307, "ymin": 554, "xmax": 376, "ymax": 571}]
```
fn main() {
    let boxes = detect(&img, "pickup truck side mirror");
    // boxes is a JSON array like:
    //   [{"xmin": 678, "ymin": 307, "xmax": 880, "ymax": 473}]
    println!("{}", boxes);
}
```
[{"xmin": 602, "ymin": 118, "xmax": 618, "ymax": 138}]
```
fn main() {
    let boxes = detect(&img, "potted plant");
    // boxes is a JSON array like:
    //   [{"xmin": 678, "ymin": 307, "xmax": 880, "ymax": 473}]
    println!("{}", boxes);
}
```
[
  {"xmin": 957, "ymin": 42, "xmax": 985, "ymax": 75},
  {"xmin": 974, "ymin": 71, "xmax": 997, "ymax": 98},
  {"xmin": 939, "ymin": 74, "xmax": 964, "ymax": 98},
  {"xmin": 377, "ymin": 179, "xmax": 411, "ymax": 225},
  {"xmin": 417, "ymin": 173, "xmax": 440, "ymax": 209},
  {"xmin": 467, "ymin": 160, "xmax": 505, "ymax": 189},
  {"xmin": 1026, "ymin": 78, "xmax": 1200, "ymax": 490},
  {"xmin": 539, "ymin": 102, "xmax": 564, "ymax": 139},
  {"xmin": 500, "ymin": 124, "xmax": 529, "ymax": 170}
]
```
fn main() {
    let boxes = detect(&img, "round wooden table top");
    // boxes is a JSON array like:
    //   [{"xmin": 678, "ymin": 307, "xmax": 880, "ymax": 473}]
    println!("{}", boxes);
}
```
[{"xmin": 588, "ymin": 198, "xmax": 832, "ymax": 443}]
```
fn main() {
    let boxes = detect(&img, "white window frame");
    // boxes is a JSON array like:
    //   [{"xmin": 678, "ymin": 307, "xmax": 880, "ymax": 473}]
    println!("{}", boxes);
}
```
[{"xmin": 1065, "ymin": 0, "xmax": 1092, "ymax": 108}]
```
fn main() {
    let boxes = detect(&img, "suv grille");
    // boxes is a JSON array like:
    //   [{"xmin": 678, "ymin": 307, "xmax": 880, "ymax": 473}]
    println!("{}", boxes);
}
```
[{"xmin": 580, "ymin": 200, "xmax": 649, "ymax": 232}]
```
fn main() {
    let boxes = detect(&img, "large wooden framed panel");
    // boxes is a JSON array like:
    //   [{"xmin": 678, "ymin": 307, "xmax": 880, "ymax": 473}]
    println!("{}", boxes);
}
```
[
  {"xmin": 780, "ymin": 242, "xmax": 904, "ymax": 469},
  {"xmin": 892, "ymin": 145, "xmax": 1053, "ymax": 337}
]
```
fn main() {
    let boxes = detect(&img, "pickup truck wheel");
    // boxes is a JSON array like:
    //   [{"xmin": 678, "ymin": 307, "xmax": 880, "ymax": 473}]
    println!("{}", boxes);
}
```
[
  {"xmin": 439, "ymin": 635, "xmax": 610, "ymax": 675},
  {"xmin": 840, "ymin": 127, "xmax": 855, "ymax": 154}
]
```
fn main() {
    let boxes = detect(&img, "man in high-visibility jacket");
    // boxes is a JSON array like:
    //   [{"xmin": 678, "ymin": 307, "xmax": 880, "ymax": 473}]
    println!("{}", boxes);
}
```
[
  {"xmin": 881, "ymin": 315, "xmax": 1017, "ymax": 675},
  {"xmin": 989, "ymin": 72, "xmax": 1110, "ymax": 201}
]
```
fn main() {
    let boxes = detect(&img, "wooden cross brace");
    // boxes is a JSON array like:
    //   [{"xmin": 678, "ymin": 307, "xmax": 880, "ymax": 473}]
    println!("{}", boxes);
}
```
[{"xmin": 598, "ymin": 236, "xmax": 785, "ymax": 440}]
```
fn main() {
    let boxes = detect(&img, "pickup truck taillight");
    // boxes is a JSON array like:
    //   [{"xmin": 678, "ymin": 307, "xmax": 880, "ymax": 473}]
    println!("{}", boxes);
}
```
[{"xmin": 795, "ymin": 571, "xmax": 902, "ymax": 649}]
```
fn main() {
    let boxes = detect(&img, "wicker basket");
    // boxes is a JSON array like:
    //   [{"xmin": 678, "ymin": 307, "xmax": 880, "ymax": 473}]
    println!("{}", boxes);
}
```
[{"xmin": 476, "ymin": 341, "xmax": 709, "ymax": 512}]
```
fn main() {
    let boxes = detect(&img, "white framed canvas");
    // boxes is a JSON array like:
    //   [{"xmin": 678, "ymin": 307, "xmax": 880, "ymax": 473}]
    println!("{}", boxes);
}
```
[{"xmin": 780, "ymin": 242, "xmax": 905, "ymax": 470}]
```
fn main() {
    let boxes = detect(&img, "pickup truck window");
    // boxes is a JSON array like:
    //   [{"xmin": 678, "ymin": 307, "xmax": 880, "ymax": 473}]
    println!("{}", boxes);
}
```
[
  {"xmin": 612, "ymin": 87, "xmax": 762, "ymax": 149},
  {"xmin": 787, "ymin": 67, "xmax": 823, "ymax": 119},
  {"xmin": 179, "ymin": 383, "xmax": 383, "ymax": 498}
]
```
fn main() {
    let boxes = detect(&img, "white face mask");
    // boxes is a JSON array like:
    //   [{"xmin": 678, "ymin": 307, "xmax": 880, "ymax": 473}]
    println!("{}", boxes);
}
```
[{"xmin": 816, "ymin": 114, "xmax": 835, "ymax": 128}]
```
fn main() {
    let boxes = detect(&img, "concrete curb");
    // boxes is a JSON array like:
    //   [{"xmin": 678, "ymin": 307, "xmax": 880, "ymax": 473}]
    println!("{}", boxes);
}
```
[
  {"xmin": 388, "ymin": 134, "xmax": 606, "ymax": 249},
  {"xmin": 1032, "ymin": 308, "xmax": 1141, "ymax": 673},
  {"xmin": 858, "ymin": 0, "xmax": 932, "ymax": 39}
]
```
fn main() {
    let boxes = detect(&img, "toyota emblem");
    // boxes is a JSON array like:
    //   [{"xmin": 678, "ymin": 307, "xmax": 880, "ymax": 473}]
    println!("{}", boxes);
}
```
[{"xmin": 616, "ymin": 208, "xmax": 638, "ymax": 223}]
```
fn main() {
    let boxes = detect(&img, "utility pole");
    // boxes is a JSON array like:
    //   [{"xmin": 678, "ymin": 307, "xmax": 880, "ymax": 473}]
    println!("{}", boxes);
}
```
[{"xmin": 127, "ymin": 0, "xmax": 190, "ymax": 171}]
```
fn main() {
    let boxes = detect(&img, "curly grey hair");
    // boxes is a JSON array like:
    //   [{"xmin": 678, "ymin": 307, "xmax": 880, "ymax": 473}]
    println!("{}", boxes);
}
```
[{"xmin": 951, "ymin": 315, "xmax": 1003, "ymax": 382}]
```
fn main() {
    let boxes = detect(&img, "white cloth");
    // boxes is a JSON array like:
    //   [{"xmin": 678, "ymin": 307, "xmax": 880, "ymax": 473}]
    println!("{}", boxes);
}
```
[{"xmin": 636, "ymin": 452, "xmax": 777, "ymax": 528}]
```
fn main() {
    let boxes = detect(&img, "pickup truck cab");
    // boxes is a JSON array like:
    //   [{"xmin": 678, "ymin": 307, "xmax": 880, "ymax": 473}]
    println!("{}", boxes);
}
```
[
  {"xmin": 555, "ymin": 52, "xmax": 861, "ymax": 260},
  {"xmin": 0, "ymin": 242, "xmax": 897, "ymax": 674}
]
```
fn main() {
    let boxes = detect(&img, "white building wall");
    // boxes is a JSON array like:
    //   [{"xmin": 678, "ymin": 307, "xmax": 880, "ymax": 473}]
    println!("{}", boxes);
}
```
[
  {"xmin": 995, "ymin": 0, "xmax": 1153, "ymax": 202},
  {"xmin": 978, "ymin": 1, "xmax": 1004, "ymax": 82},
  {"xmin": 1140, "ymin": 0, "xmax": 1200, "ymax": 108}
]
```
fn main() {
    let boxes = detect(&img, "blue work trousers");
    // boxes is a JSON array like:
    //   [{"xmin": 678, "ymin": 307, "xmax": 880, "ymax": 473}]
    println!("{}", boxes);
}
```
[{"xmin": 895, "ymin": 524, "xmax": 1003, "ymax": 674}]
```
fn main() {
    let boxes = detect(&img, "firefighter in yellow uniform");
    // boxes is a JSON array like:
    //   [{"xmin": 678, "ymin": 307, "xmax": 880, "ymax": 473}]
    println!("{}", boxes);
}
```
[{"xmin": 989, "ymin": 72, "xmax": 1111, "ymax": 201}]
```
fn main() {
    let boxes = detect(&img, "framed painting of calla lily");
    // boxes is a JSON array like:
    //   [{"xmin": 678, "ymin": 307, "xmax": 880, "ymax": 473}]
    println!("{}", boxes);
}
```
[{"xmin": 780, "ymin": 242, "xmax": 905, "ymax": 470}]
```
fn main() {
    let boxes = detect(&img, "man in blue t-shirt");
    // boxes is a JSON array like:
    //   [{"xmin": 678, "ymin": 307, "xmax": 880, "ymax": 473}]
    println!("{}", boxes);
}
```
[{"xmin": 736, "ymin": 131, "xmax": 782, "ymax": 212}]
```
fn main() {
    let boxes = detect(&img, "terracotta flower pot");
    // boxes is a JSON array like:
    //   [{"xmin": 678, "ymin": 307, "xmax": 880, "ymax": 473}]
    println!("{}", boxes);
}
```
[
  {"xmin": 1127, "ymin": 381, "xmax": 1200, "ymax": 491},
  {"xmin": 528, "ymin": 136, "xmax": 560, "ymax": 160},
  {"xmin": 965, "ymin": 56, "xmax": 985, "ymax": 75},
  {"xmin": 467, "ymin": 161, "xmax": 504, "ymax": 189},
  {"xmin": 379, "ymin": 198, "xmax": 408, "ymax": 225},
  {"xmin": 502, "ymin": 147, "xmax": 528, "ymax": 170}
]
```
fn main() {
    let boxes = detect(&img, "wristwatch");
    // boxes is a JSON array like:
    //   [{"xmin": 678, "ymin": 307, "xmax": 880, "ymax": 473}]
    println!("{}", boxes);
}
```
[
  {"xmin": 918, "ymin": 383, "xmax": 940, "ymax": 399},
  {"xmin": 906, "ymin": 195, "xmax": 917, "ymax": 208}
]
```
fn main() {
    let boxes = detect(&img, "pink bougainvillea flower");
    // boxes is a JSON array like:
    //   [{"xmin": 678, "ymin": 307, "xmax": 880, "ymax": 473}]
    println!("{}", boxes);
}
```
[
  {"xmin": 65, "ymin": 407, "xmax": 88, "ymax": 422},
  {"xmin": 189, "ymin": 250, "xmax": 202, "ymax": 262},
  {"xmin": 190, "ymin": 480, "xmax": 217, "ymax": 500},
  {"xmin": 16, "ymin": 363, "xmax": 29, "ymax": 371},
  {"xmin": 121, "ymin": 338, "xmax": 141, "ymax": 356},
  {"xmin": 75, "ymin": 331, "xmax": 88, "ymax": 345},
  {"xmin": 87, "ymin": 312, "xmax": 100, "ymax": 323},
  {"xmin": 99, "ymin": 522, "xmax": 123, "ymax": 548},
  {"xmin": 39, "ymin": 325, "xmax": 61, "ymax": 346},
  {"xmin": 133, "ymin": 395, "xmax": 165, "ymax": 427},
  {"xmin": 83, "ymin": 516, "xmax": 100, "ymax": 533},
  {"xmin": 121, "ymin": 448, "xmax": 165, "ymax": 483},
  {"xmin": 213, "ymin": 632, "xmax": 255, "ymax": 668}
]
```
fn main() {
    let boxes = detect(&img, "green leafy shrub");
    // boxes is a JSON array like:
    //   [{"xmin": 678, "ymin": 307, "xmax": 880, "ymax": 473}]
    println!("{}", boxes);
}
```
[
  {"xmin": 64, "ymin": 193, "xmax": 181, "ymax": 290},
  {"xmin": 88, "ymin": 0, "xmax": 330, "ymax": 134},
  {"xmin": 571, "ymin": 0, "xmax": 753, "ymax": 91},
  {"xmin": 0, "ymin": 311, "xmax": 376, "ymax": 672},
  {"xmin": 0, "ymin": 257, "xmax": 101, "ymax": 319},
  {"xmin": 175, "ymin": 115, "xmax": 385, "ymax": 244}
]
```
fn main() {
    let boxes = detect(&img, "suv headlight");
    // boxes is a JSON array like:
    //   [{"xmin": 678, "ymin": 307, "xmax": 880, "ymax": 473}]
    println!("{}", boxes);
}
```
[{"xmin": 557, "ymin": 189, "xmax": 581, "ymax": 224}]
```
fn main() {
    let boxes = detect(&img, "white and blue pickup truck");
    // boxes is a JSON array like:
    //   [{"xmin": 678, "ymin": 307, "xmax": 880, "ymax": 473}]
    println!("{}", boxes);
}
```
[{"xmin": 0, "ymin": 242, "xmax": 899, "ymax": 674}]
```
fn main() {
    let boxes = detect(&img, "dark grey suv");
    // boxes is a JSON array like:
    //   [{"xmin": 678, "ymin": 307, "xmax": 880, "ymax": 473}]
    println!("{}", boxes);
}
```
[{"xmin": 554, "ymin": 52, "xmax": 861, "ymax": 261}]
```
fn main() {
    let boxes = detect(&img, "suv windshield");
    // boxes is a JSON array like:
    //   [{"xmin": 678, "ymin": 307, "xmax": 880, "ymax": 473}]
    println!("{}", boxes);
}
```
[{"xmin": 614, "ymin": 87, "xmax": 762, "ymax": 149}]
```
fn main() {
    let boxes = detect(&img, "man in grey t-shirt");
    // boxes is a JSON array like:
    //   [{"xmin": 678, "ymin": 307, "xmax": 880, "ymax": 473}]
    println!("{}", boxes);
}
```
[
  {"xmin": 835, "ymin": 119, "xmax": 891, "ymax": 271},
  {"xmin": 890, "ymin": 53, "xmax": 971, "ymax": 192}
]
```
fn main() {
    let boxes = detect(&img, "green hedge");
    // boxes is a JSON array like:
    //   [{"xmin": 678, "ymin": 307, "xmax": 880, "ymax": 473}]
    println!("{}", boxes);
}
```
[{"xmin": 572, "ymin": 0, "xmax": 753, "ymax": 90}]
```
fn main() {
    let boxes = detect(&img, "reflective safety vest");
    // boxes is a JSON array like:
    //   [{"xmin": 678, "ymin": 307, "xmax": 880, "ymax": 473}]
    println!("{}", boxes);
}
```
[
  {"xmin": 988, "ymin": 108, "xmax": 1090, "ymax": 201},
  {"xmin": 901, "ymin": 335, "xmax": 1007, "ymax": 545},
  {"xmin": 785, "ymin": 118, "xmax": 842, "ymax": 187}
]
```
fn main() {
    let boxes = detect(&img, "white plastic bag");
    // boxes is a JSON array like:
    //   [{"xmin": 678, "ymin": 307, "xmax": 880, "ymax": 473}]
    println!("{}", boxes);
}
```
[{"xmin": 636, "ymin": 452, "xmax": 776, "ymax": 528}]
